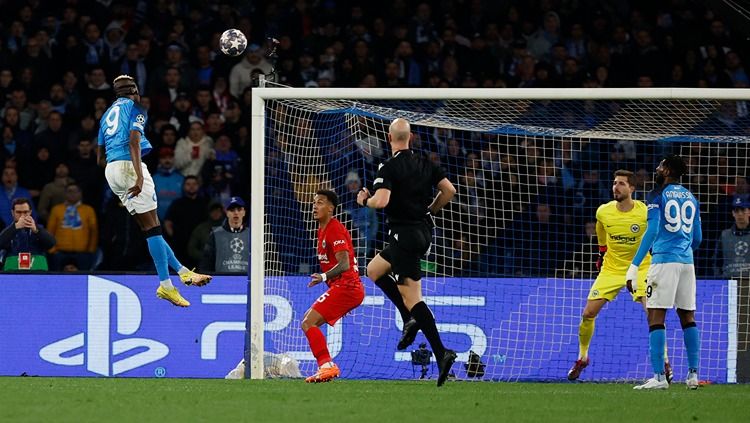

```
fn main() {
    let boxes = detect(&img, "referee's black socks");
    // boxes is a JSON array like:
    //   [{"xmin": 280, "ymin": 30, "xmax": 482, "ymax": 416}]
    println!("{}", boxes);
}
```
[
  {"xmin": 410, "ymin": 301, "xmax": 446, "ymax": 361},
  {"xmin": 374, "ymin": 274, "xmax": 412, "ymax": 323}
]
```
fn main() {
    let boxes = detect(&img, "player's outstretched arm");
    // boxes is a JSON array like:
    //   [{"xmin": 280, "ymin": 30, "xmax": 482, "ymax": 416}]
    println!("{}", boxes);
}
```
[
  {"xmin": 309, "ymin": 250, "xmax": 350, "ymax": 287},
  {"xmin": 429, "ymin": 177, "xmax": 456, "ymax": 215},
  {"xmin": 127, "ymin": 130, "xmax": 144, "ymax": 197}
]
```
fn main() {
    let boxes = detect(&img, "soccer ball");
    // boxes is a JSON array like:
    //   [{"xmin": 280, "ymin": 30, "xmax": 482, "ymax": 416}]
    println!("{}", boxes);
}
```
[{"xmin": 220, "ymin": 29, "xmax": 248, "ymax": 56}]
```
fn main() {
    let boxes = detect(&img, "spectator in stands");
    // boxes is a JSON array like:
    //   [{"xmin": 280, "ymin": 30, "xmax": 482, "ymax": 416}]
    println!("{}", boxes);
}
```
[
  {"xmin": 165, "ymin": 175, "xmax": 208, "ymax": 267},
  {"xmin": 1, "ymin": 105, "xmax": 33, "ymax": 163},
  {"xmin": 158, "ymin": 123, "xmax": 179, "ymax": 150},
  {"xmin": 61, "ymin": 71, "xmax": 82, "ymax": 115},
  {"xmin": 152, "ymin": 67, "xmax": 184, "ymax": 120},
  {"xmin": 32, "ymin": 111, "xmax": 67, "ymax": 163},
  {"xmin": 200, "ymin": 196, "xmax": 248, "ymax": 273},
  {"xmin": 174, "ymin": 120, "xmax": 214, "ymax": 177},
  {"xmin": 81, "ymin": 66, "xmax": 112, "ymax": 114},
  {"xmin": 714, "ymin": 195, "xmax": 750, "ymax": 277},
  {"xmin": 0, "ymin": 167, "xmax": 33, "ymax": 227},
  {"xmin": 0, "ymin": 68, "xmax": 14, "ymax": 102},
  {"xmin": 0, "ymin": 198, "xmax": 55, "ymax": 271},
  {"xmin": 167, "ymin": 91, "xmax": 192, "ymax": 137},
  {"xmin": 520, "ymin": 202, "xmax": 565, "ymax": 276},
  {"xmin": 103, "ymin": 21, "xmax": 127, "ymax": 68},
  {"xmin": 201, "ymin": 134, "xmax": 240, "ymax": 199},
  {"xmin": 342, "ymin": 171, "xmax": 377, "ymax": 267},
  {"xmin": 6, "ymin": 88, "xmax": 36, "ymax": 131},
  {"xmin": 47, "ymin": 183, "xmax": 98, "ymax": 270},
  {"xmin": 222, "ymin": 100, "xmax": 243, "ymax": 139},
  {"xmin": 192, "ymin": 85, "xmax": 220, "ymax": 121},
  {"xmin": 230, "ymin": 44, "xmax": 273, "ymax": 98},
  {"xmin": 153, "ymin": 147, "xmax": 184, "ymax": 222},
  {"xmin": 187, "ymin": 201, "xmax": 225, "ymax": 266},
  {"xmin": 118, "ymin": 43, "xmax": 147, "ymax": 94},
  {"xmin": 68, "ymin": 139, "xmax": 102, "ymax": 208},
  {"xmin": 195, "ymin": 45, "xmax": 215, "ymax": 88},
  {"xmin": 203, "ymin": 112, "xmax": 224, "ymax": 139},
  {"xmin": 23, "ymin": 146, "xmax": 56, "ymax": 201},
  {"xmin": 80, "ymin": 22, "xmax": 105, "ymax": 67},
  {"xmin": 38, "ymin": 162, "xmax": 74, "ymax": 224}
]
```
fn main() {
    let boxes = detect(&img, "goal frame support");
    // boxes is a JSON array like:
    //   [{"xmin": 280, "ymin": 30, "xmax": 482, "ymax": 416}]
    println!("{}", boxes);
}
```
[{"xmin": 248, "ymin": 87, "xmax": 750, "ymax": 380}]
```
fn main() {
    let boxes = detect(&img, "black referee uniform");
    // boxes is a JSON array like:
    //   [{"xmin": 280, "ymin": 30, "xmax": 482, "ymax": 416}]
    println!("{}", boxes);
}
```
[{"xmin": 373, "ymin": 149, "xmax": 445, "ymax": 282}]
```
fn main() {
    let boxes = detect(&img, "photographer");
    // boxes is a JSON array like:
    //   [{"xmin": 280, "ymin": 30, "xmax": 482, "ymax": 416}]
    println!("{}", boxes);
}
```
[
  {"xmin": 0, "ymin": 198, "xmax": 56, "ymax": 270},
  {"xmin": 411, "ymin": 343, "xmax": 432, "ymax": 379}
]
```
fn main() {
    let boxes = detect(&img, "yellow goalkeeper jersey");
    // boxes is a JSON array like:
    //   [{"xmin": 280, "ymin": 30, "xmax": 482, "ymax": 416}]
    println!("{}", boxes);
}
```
[{"xmin": 596, "ymin": 200, "xmax": 651, "ymax": 274}]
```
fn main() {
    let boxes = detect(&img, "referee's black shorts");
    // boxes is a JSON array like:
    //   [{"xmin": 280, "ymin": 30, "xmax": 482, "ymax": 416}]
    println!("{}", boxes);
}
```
[{"xmin": 380, "ymin": 222, "xmax": 432, "ymax": 284}]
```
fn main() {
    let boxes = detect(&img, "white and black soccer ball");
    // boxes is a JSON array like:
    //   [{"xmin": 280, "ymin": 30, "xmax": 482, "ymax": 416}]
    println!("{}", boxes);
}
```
[{"xmin": 220, "ymin": 29, "xmax": 248, "ymax": 56}]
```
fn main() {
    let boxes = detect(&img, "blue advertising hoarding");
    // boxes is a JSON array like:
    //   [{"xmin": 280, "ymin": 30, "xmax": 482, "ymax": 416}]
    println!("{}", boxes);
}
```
[{"xmin": 0, "ymin": 275, "xmax": 735, "ymax": 382}]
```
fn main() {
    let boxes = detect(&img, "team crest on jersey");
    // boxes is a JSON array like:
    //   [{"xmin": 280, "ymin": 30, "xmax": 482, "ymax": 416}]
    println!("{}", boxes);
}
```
[
  {"xmin": 591, "ymin": 289, "xmax": 599, "ymax": 297},
  {"xmin": 630, "ymin": 224, "xmax": 640, "ymax": 233},
  {"xmin": 321, "ymin": 240, "xmax": 326, "ymax": 249}
]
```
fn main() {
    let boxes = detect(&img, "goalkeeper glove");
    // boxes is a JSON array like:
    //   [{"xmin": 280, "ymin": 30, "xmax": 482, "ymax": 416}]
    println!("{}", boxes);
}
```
[
  {"xmin": 625, "ymin": 264, "xmax": 639, "ymax": 293},
  {"xmin": 595, "ymin": 246, "xmax": 607, "ymax": 271}
]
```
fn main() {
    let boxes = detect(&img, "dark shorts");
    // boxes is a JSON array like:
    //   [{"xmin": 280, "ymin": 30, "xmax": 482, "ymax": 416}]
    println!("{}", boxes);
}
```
[{"xmin": 379, "ymin": 223, "xmax": 432, "ymax": 284}]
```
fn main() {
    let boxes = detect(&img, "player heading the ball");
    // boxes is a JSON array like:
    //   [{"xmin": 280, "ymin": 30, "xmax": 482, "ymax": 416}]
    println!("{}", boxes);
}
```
[
  {"xmin": 97, "ymin": 75, "xmax": 212, "ymax": 307},
  {"xmin": 302, "ymin": 190, "xmax": 365, "ymax": 383}
]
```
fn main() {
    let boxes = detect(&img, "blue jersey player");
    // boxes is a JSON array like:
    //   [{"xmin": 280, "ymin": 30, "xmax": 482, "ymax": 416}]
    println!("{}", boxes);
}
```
[
  {"xmin": 625, "ymin": 155, "xmax": 702, "ymax": 390},
  {"xmin": 97, "ymin": 75, "xmax": 211, "ymax": 307}
]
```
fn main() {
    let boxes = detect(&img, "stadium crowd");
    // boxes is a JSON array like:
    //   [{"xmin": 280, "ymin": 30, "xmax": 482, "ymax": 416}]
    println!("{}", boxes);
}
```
[{"xmin": 0, "ymin": 0, "xmax": 747, "ymax": 278}]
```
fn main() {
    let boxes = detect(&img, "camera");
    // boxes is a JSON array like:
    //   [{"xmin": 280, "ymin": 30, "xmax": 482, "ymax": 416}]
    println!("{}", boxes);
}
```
[{"xmin": 411, "ymin": 343, "xmax": 432, "ymax": 379}]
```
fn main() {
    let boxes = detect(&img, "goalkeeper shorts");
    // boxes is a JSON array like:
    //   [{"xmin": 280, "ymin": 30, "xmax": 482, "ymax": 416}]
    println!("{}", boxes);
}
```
[{"xmin": 588, "ymin": 267, "xmax": 648, "ymax": 302}]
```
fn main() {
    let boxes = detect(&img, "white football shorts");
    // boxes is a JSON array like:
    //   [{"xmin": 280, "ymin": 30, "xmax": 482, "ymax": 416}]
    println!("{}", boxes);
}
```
[
  {"xmin": 105, "ymin": 161, "xmax": 158, "ymax": 215},
  {"xmin": 645, "ymin": 263, "xmax": 696, "ymax": 310}
]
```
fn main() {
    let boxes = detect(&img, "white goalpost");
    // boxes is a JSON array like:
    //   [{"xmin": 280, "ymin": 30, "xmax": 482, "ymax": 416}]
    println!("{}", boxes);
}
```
[{"xmin": 249, "ymin": 87, "xmax": 750, "ymax": 382}]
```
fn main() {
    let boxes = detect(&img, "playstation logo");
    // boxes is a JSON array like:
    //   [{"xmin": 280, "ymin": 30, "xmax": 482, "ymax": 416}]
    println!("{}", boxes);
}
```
[{"xmin": 39, "ymin": 276, "xmax": 169, "ymax": 376}]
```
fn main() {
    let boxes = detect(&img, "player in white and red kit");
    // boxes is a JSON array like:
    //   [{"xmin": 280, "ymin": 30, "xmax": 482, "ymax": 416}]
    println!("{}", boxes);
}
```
[{"xmin": 301, "ymin": 189, "xmax": 365, "ymax": 383}]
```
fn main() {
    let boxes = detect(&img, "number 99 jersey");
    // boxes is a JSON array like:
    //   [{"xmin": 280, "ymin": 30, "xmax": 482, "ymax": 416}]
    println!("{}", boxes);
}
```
[
  {"xmin": 97, "ymin": 97, "xmax": 152, "ymax": 163},
  {"xmin": 647, "ymin": 183, "xmax": 702, "ymax": 264}
]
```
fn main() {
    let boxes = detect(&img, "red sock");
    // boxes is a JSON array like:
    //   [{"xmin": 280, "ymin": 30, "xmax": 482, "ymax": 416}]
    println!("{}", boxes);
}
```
[{"xmin": 304, "ymin": 326, "xmax": 331, "ymax": 367}]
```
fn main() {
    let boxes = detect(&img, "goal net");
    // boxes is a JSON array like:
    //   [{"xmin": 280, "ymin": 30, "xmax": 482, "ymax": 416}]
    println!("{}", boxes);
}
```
[{"xmin": 249, "ymin": 87, "xmax": 750, "ymax": 382}]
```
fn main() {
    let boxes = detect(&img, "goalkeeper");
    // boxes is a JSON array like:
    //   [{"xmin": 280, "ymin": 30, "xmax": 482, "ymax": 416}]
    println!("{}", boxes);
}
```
[{"xmin": 567, "ymin": 170, "xmax": 671, "ymax": 381}]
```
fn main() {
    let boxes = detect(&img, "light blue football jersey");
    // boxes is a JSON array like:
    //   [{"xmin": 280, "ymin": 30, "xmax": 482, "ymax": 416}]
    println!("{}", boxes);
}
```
[
  {"xmin": 97, "ymin": 97, "xmax": 152, "ymax": 162},
  {"xmin": 633, "ymin": 183, "xmax": 703, "ymax": 265}
]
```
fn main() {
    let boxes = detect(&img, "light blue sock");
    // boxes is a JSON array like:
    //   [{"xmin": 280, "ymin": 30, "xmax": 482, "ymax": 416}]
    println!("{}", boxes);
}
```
[
  {"xmin": 146, "ymin": 235, "xmax": 170, "ymax": 281},
  {"xmin": 683, "ymin": 324, "xmax": 700, "ymax": 372},
  {"xmin": 649, "ymin": 325, "xmax": 666, "ymax": 375},
  {"xmin": 159, "ymin": 236, "xmax": 184, "ymax": 271}
]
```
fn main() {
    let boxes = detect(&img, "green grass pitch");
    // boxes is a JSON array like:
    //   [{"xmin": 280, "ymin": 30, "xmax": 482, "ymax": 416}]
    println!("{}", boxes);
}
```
[{"xmin": 2, "ymin": 378, "xmax": 748, "ymax": 422}]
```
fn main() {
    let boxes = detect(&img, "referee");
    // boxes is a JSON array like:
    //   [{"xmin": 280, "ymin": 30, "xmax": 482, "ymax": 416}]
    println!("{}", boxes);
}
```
[{"xmin": 357, "ymin": 118, "xmax": 457, "ymax": 387}]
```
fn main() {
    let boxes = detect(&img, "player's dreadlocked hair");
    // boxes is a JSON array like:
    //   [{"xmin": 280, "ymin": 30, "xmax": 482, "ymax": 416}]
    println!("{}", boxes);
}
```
[
  {"xmin": 113, "ymin": 75, "xmax": 139, "ymax": 97},
  {"xmin": 662, "ymin": 154, "xmax": 688, "ymax": 178}
]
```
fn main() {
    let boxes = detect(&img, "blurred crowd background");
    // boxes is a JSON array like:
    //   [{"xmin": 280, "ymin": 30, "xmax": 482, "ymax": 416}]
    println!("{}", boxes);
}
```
[{"xmin": 0, "ymin": 0, "xmax": 747, "ymax": 277}]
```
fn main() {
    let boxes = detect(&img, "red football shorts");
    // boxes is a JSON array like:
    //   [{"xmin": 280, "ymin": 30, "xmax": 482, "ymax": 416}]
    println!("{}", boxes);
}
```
[{"xmin": 311, "ymin": 283, "xmax": 365, "ymax": 326}]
